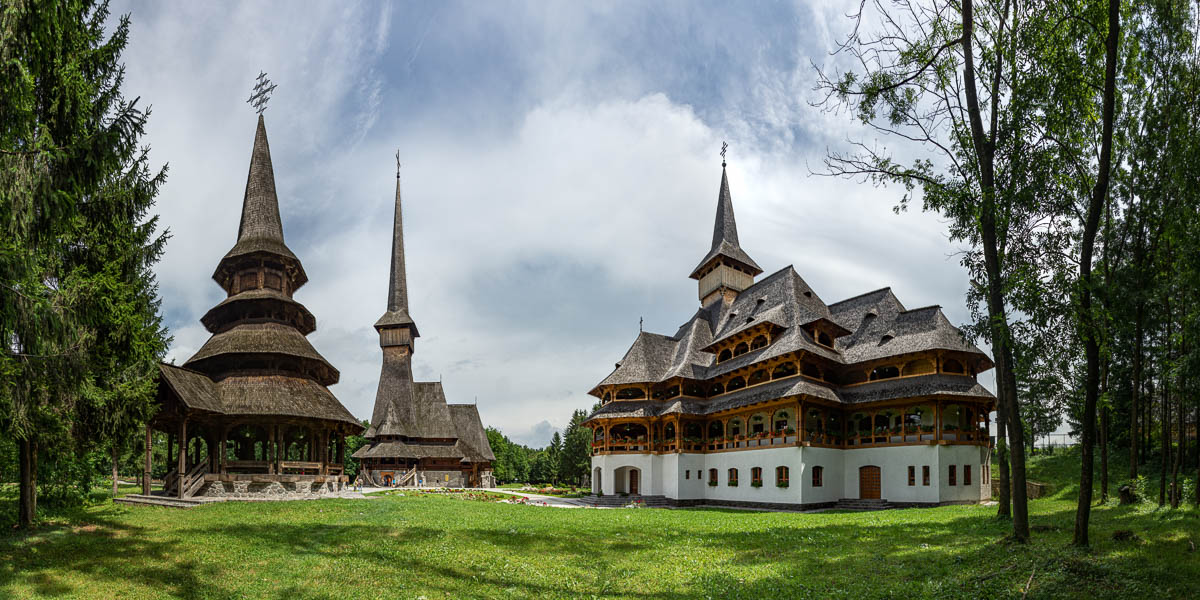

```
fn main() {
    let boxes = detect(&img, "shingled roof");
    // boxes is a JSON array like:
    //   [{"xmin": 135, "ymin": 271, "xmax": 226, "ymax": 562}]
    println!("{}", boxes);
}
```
[
  {"xmin": 213, "ymin": 115, "xmax": 307, "ymax": 289},
  {"xmin": 689, "ymin": 166, "xmax": 762, "ymax": 279},
  {"xmin": 158, "ymin": 115, "xmax": 360, "ymax": 436},
  {"xmin": 358, "ymin": 168, "xmax": 493, "ymax": 464},
  {"xmin": 587, "ymin": 162, "xmax": 995, "ymax": 424},
  {"xmin": 374, "ymin": 171, "xmax": 419, "ymax": 334}
]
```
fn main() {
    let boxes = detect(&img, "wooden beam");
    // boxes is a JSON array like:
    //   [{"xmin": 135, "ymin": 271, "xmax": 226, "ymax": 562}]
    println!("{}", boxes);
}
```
[
  {"xmin": 143, "ymin": 424, "xmax": 152, "ymax": 495},
  {"xmin": 177, "ymin": 415, "xmax": 187, "ymax": 499}
]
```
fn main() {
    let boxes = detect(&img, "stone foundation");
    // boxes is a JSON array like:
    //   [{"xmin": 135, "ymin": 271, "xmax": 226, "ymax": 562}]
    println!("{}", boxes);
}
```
[{"xmin": 199, "ymin": 479, "xmax": 344, "ymax": 499}]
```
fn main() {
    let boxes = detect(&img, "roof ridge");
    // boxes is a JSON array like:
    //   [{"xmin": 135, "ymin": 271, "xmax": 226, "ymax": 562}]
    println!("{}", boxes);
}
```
[{"xmin": 828, "ymin": 286, "xmax": 895, "ymax": 307}]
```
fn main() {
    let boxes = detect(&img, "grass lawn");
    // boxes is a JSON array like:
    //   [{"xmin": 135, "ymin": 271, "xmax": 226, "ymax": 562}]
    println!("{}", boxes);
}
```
[{"xmin": 1, "ymin": 451, "xmax": 1197, "ymax": 599}]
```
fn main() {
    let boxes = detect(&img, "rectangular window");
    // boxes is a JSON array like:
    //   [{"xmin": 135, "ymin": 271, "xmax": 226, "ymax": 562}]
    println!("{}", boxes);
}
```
[
  {"xmin": 776, "ymin": 466, "xmax": 789, "ymax": 486},
  {"xmin": 922, "ymin": 465, "xmax": 930, "ymax": 486},
  {"xmin": 812, "ymin": 466, "xmax": 824, "ymax": 487},
  {"xmin": 728, "ymin": 468, "xmax": 739, "ymax": 486},
  {"xmin": 264, "ymin": 271, "xmax": 283, "ymax": 291},
  {"xmin": 239, "ymin": 271, "xmax": 258, "ymax": 291},
  {"xmin": 697, "ymin": 470, "xmax": 702, "ymax": 479},
  {"xmin": 964, "ymin": 465, "xmax": 972, "ymax": 486},
  {"xmin": 685, "ymin": 470, "xmax": 690, "ymax": 480},
  {"xmin": 751, "ymin": 467, "xmax": 763, "ymax": 485},
  {"xmin": 907, "ymin": 466, "xmax": 915, "ymax": 486},
  {"xmin": 708, "ymin": 468, "xmax": 718, "ymax": 485},
  {"xmin": 949, "ymin": 465, "xmax": 957, "ymax": 486}
]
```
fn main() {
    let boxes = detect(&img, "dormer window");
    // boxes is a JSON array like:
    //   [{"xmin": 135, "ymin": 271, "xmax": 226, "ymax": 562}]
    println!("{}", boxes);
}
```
[
  {"xmin": 817, "ymin": 331, "xmax": 833, "ymax": 347},
  {"xmin": 733, "ymin": 342, "xmax": 749, "ymax": 356},
  {"xmin": 750, "ymin": 335, "xmax": 768, "ymax": 350}
]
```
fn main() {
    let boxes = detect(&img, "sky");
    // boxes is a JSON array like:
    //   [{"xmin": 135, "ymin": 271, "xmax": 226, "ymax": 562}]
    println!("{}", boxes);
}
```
[{"xmin": 109, "ymin": 0, "xmax": 998, "ymax": 448}]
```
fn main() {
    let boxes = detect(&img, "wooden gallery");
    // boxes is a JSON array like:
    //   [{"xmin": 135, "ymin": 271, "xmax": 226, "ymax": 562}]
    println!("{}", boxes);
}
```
[{"xmin": 584, "ymin": 162, "xmax": 995, "ymax": 509}]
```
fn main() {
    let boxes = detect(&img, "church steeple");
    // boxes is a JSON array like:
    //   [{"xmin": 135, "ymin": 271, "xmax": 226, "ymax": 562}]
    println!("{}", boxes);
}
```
[
  {"xmin": 212, "ymin": 114, "xmax": 307, "ymax": 294},
  {"xmin": 374, "ymin": 164, "xmax": 420, "ymax": 348},
  {"xmin": 689, "ymin": 162, "xmax": 762, "ymax": 305}
]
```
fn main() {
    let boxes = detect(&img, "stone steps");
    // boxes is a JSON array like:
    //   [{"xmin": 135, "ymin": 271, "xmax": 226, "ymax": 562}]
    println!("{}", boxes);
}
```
[
  {"xmin": 114, "ymin": 494, "xmax": 205, "ymax": 509},
  {"xmin": 580, "ymin": 494, "xmax": 673, "ymax": 508},
  {"xmin": 833, "ymin": 498, "xmax": 893, "ymax": 511}
]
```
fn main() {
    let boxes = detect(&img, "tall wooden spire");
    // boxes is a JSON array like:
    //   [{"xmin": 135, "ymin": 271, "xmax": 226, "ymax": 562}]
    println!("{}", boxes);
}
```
[
  {"xmin": 689, "ymin": 164, "xmax": 762, "ymax": 305},
  {"xmin": 375, "ymin": 166, "xmax": 419, "ymax": 343}
]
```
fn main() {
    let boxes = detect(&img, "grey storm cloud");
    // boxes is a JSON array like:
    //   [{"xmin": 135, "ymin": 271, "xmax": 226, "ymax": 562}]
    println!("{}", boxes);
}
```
[{"xmin": 112, "ymin": 0, "xmax": 994, "ymax": 448}]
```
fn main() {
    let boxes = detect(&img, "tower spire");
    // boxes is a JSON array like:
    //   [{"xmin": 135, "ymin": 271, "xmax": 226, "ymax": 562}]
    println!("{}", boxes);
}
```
[
  {"xmin": 688, "ymin": 155, "xmax": 763, "ymax": 305},
  {"xmin": 375, "ymin": 160, "xmax": 419, "ymax": 341}
]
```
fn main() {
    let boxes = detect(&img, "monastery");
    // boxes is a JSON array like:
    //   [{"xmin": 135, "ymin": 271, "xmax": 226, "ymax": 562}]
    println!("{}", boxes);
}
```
[{"xmin": 584, "ymin": 161, "xmax": 995, "ymax": 509}]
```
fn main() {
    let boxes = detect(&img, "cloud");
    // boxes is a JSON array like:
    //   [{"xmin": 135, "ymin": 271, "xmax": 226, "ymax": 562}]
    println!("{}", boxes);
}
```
[{"xmin": 114, "ymin": 0, "xmax": 995, "ymax": 449}]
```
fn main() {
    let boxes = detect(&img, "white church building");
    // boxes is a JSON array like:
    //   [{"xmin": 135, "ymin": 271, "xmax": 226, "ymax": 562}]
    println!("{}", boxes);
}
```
[{"xmin": 583, "ymin": 163, "xmax": 993, "ymax": 509}]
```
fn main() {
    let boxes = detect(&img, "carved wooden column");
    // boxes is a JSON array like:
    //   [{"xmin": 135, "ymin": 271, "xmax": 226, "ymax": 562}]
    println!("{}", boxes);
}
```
[
  {"xmin": 143, "ymin": 424, "xmax": 152, "ymax": 495},
  {"xmin": 177, "ymin": 414, "xmax": 187, "ymax": 499}
]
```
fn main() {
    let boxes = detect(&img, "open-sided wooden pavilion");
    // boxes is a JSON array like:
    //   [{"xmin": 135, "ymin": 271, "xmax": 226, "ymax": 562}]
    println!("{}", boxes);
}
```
[{"xmin": 144, "ymin": 115, "xmax": 363, "ymax": 500}]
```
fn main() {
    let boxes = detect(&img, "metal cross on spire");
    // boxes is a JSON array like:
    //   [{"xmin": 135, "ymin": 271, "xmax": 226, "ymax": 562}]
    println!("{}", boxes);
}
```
[
  {"xmin": 721, "ymin": 141, "xmax": 728, "ymax": 166},
  {"xmin": 395, "ymin": 149, "xmax": 401, "ymax": 178},
  {"xmin": 247, "ymin": 71, "xmax": 278, "ymax": 115}
]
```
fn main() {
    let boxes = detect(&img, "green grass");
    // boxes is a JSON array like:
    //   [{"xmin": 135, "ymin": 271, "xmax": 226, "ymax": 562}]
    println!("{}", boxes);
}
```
[{"xmin": 1, "ymin": 454, "xmax": 1197, "ymax": 599}]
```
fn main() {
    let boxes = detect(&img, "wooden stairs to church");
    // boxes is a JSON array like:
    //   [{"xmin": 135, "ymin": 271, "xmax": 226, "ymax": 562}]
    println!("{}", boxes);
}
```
[{"xmin": 833, "ymin": 498, "xmax": 893, "ymax": 511}]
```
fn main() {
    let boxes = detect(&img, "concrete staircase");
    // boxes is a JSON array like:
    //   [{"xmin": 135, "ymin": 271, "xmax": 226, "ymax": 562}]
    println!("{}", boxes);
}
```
[
  {"xmin": 114, "ymin": 494, "xmax": 206, "ymax": 509},
  {"xmin": 580, "ymin": 494, "xmax": 673, "ymax": 508},
  {"xmin": 833, "ymin": 498, "xmax": 893, "ymax": 511}
]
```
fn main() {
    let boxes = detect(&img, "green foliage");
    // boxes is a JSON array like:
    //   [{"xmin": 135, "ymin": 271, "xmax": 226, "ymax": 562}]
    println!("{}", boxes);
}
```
[
  {"xmin": 342, "ymin": 420, "xmax": 370, "ymax": 480},
  {"xmin": 0, "ymin": 0, "xmax": 170, "ymax": 520}
]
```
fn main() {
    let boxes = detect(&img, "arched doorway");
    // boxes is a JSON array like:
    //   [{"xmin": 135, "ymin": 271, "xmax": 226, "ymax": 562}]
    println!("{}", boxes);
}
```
[
  {"xmin": 859, "ymin": 465, "xmax": 881, "ymax": 499},
  {"xmin": 593, "ymin": 467, "xmax": 602, "ymax": 494},
  {"xmin": 613, "ymin": 466, "xmax": 641, "ymax": 494}
]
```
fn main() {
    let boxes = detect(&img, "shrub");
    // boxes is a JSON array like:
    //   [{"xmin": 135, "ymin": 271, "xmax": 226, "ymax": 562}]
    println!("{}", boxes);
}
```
[
  {"xmin": 751, "ymin": 481, "xmax": 763, "ymax": 488},
  {"xmin": 776, "ymin": 481, "xmax": 789, "ymax": 488}
]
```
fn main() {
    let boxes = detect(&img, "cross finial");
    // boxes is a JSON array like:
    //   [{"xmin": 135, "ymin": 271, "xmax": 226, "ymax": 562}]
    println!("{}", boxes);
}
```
[
  {"xmin": 639, "ymin": 316, "xmax": 643, "ymax": 332},
  {"xmin": 721, "ymin": 141, "xmax": 728, "ymax": 167},
  {"xmin": 395, "ymin": 150, "xmax": 401, "ymax": 178},
  {"xmin": 247, "ymin": 71, "xmax": 278, "ymax": 115}
]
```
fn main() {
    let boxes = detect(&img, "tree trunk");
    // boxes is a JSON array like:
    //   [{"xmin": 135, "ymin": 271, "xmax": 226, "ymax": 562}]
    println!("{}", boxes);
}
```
[
  {"xmin": 1072, "ymin": 0, "xmax": 1119, "ymax": 548},
  {"xmin": 1160, "ymin": 346, "xmax": 1169, "ymax": 506},
  {"xmin": 18, "ymin": 438, "xmax": 37, "ymax": 529},
  {"xmin": 112, "ymin": 443, "xmax": 120, "ymax": 499},
  {"xmin": 1100, "ymin": 405, "xmax": 1110, "ymax": 504},
  {"xmin": 961, "ymin": 0, "xmax": 1028, "ymax": 543},
  {"xmin": 996, "ymin": 391, "xmax": 1011, "ymax": 519},
  {"xmin": 1130, "ymin": 270, "xmax": 1143, "ymax": 478}
]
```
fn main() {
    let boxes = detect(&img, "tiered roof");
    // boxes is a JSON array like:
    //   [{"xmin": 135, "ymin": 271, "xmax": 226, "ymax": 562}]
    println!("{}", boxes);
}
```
[
  {"xmin": 160, "ymin": 115, "xmax": 360, "ymax": 430},
  {"xmin": 353, "ymin": 169, "xmax": 494, "ymax": 465},
  {"xmin": 588, "ymin": 164, "xmax": 994, "ymax": 422}
]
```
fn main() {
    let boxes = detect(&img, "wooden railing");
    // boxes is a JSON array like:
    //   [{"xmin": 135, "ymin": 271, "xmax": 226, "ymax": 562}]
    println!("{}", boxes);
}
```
[
  {"xmin": 280, "ymin": 461, "xmax": 322, "ymax": 474},
  {"xmin": 225, "ymin": 460, "xmax": 270, "ymax": 473}
]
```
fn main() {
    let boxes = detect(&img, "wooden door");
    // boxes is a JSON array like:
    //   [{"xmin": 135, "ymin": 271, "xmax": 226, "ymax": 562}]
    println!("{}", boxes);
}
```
[
  {"xmin": 629, "ymin": 469, "xmax": 640, "ymax": 495},
  {"xmin": 859, "ymin": 466, "xmax": 881, "ymax": 499}
]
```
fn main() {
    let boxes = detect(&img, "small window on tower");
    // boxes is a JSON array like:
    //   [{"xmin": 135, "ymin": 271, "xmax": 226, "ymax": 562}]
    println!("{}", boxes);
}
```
[
  {"xmin": 239, "ymin": 271, "xmax": 258, "ymax": 291},
  {"xmin": 264, "ymin": 272, "xmax": 282, "ymax": 291}
]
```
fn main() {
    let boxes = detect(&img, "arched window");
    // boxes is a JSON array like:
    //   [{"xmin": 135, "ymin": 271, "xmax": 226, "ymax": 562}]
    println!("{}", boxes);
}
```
[
  {"xmin": 726, "ymin": 376, "xmax": 746, "ymax": 391},
  {"xmin": 728, "ymin": 418, "xmax": 743, "ymax": 438},
  {"xmin": 718, "ymin": 349, "xmax": 733, "ymax": 362},
  {"xmin": 616, "ymin": 387, "xmax": 646, "ymax": 399},
  {"xmin": 942, "ymin": 358, "xmax": 965, "ymax": 374},
  {"xmin": 751, "ymin": 467, "xmax": 763, "ymax": 486},
  {"xmin": 709, "ymin": 382, "xmax": 725, "ymax": 396},
  {"xmin": 869, "ymin": 365, "xmax": 900, "ymax": 381},
  {"xmin": 728, "ymin": 468, "xmax": 739, "ymax": 486},
  {"xmin": 750, "ymin": 335, "xmax": 768, "ymax": 350},
  {"xmin": 772, "ymin": 362, "xmax": 798, "ymax": 379},
  {"xmin": 750, "ymin": 413, "xmax": 767, "ymax": 434},
  {"xmin": 772, "ymin": 410, "xmax": 791, "ymax": 433},
  {"xmin": 733, "ymin": 342, "xmax": 749, "ymax": 356},
  {"xmin": 707, "ymin": 421, "xmax": 723, "ymax": 440},
  {"xmin": 683, "ymin": 382, "xmax": 705, "ymax": 397},
  {"xmin": 812, "ymin": 466, "xmax": 824, "ymax": 487},
  {"xmin": 903, "ymin": 358, "xmax": 935, "ymax": 376},
  {"xmin": 748, "ymin": 369, "xmax": 769, "ymax": 385},
  {"xmin": 776, "ymin": 466, "xmax": 790, "ymax": 487}
]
